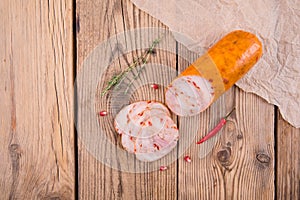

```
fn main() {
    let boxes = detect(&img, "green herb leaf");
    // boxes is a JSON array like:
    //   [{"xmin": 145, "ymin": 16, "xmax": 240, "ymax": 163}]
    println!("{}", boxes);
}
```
[{"xmin": 101, "ymin": 37, "xmax": 162, "ymax": 96}]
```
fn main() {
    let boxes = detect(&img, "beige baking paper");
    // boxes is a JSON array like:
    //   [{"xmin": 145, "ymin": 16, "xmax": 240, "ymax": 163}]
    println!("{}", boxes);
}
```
[{"xmin": 130, "ymin": 0, "xmax": 300, "ymax": 128}]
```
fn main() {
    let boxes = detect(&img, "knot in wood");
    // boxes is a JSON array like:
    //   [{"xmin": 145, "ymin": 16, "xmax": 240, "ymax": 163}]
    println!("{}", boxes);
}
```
[
  {"xmin": 237, "ymin": 134, "xmax": 243, "ymax": 140},
  {"xmin": 40, "ymin": 186, "xmax": 73, "ymax": 200},
  {"xmin": 9, "ymin": 144, "xmax": 22, "ymax": 161},
  {"xmin": 256, "ymin": 153, "xmax": 270, "ymax": 164},
  {"xmin": 217, "ymin": 147, "xmax": 231, "ymax": 162}
]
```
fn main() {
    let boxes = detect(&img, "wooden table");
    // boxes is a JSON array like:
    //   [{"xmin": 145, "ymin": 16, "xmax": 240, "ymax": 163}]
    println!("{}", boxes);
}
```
[{"xmin": 1, "ymin": 0, "xmax": 299, "ymax": 199}]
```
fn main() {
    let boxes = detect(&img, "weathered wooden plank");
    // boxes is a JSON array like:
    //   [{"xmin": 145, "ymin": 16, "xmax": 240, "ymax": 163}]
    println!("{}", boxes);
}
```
[
  {"xmin": 0, "ymin": 0, "xmax": 74, "ymax": 199},
  {"xmin": 177, "ymin": 44, "xmax": 275, "ymax": 199},
  {"xmin": 76, "ymin": 0, "xmax": 177, "ymax": 199},
  {"xmin": 277, "ymin": 112, "xmax": 300, "ymax": 199}
]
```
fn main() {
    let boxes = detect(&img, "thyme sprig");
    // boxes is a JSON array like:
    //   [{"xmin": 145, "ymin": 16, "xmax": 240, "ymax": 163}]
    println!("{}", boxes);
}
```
[{"xmin": 101, "ymin": 38, "xmax": 161, "ymax": 96}]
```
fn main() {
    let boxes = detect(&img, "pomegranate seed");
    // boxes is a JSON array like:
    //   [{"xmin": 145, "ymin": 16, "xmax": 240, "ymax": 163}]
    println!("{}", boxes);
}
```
[
  {"xmin": 99, "ymin": 110, "xmax": 107, "ymax": 116},
  {"xmin": 159, "ymin": 166, "xmax": 168, "ymax": 171},
  {"xmin": 150, "ymin": 84, "xmax": 159, "ymax": 89},
  {"xmin": 184, "ymin": 155, "xmax": 192, "ymax": 163}
]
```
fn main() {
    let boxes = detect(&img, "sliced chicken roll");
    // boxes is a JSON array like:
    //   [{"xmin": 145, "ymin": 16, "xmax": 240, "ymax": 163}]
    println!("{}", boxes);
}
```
[
  {"xmin": 165, "ymin": 75, "xmax": 214, "ymax": 116},
  {"xmin": 120, "ymin": 115, "xmax": 179, "ymax": 154},
  {"xmin": 135, "ymin": 140, "xmax": 178, "ymax": 162},
  {"xmin": 114, "ymin": 101, "xmax": 171, "ymax": 138},
  {"xmin": 114, "ymin": 101, "xmax": 178, "ymax": 162}
]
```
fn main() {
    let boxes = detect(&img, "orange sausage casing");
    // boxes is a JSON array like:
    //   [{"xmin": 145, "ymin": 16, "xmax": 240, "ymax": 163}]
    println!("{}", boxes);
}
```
[{"xmin": 166, "ymin": 30, "xmax": 263, "ymax": 116}]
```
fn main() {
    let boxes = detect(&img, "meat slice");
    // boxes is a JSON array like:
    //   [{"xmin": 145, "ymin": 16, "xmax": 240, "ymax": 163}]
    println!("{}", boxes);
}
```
[
  {"xmin": 114, "ymin": 101, "xmax": 179, "ymax": 162},
  {"xmin": 120, "ymin": 115, "xmax": 179, "ymax": 154},
  {"xmin": 114, "ymin": 101, "xmax": 171, "ymax": 138},
  {"xmin": 135, "ymin": 140, "xmax": 178, "ymax": 162},
  {"xmin": 165, "ymin": 75, "xmax": 214, "ymax": 116}
]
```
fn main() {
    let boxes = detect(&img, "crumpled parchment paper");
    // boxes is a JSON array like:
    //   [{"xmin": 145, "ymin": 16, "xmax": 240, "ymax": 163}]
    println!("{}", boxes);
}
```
[{"xmin": 130, "ymin": 0, "xmax": 300, "ymax": 128}]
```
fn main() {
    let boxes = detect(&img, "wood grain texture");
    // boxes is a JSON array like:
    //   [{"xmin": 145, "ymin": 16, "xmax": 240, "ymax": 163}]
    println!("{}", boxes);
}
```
[
  {"xmin": 177, "ymin": 44, "xmax": 275, "ymax": 199},
  {"xmin": 2, "ymin": 0, "xmax": 299, "ymax": 199},
  {"xmin": 76, "ymin": 0, "xmax": 177, "ymax": 199},
  {"xmin": 0, "ymin": 0, "xmax": 74, "ymax": 199},
  {"xmin": 277, "ymin": 112, "xmax": 300, "ymax": 199}
]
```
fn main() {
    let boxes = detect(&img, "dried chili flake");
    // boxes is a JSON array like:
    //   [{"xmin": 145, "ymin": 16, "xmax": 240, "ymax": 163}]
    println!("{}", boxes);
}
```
[
  {"xmin": 159, "ymin": 166, "xmax": 168, "ymax": 171},
  {"xmin": 150, "ymin": 84, "xmax": 159, "ymax": 89},
  {"xmin": 184, "ymin": 155, "xmax": 192, "ymax": 163},
  {"xmin": 99, "ymin": 110, "xmax": 108, "ymax": 116}
]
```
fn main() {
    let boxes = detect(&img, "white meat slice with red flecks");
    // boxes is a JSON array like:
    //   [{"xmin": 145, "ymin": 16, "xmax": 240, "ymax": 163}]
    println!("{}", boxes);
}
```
[
  {"xmin": 127, "ymin": 101, "xmax": 170, "ymax": 122},
  {"xmin": 120, "ymin": 115, "xmax": 179, "ymax": 154},
  {"xmin": 165, "ymin": 75, "xmax": 214, "ymax": 116},
  {"xmin": 135, "ymin": 140, "xmax": 177, "ymax": 162},
  {"xmin": 114, "ymin": 101, "xmax": 170, "ymax": 138}
]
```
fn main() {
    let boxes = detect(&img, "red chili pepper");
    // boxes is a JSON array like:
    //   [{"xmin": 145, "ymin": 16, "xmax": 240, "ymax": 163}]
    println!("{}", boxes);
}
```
[{"xmin": 196, "ymin": 108, "xmax": 235, "ymax": 144}]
